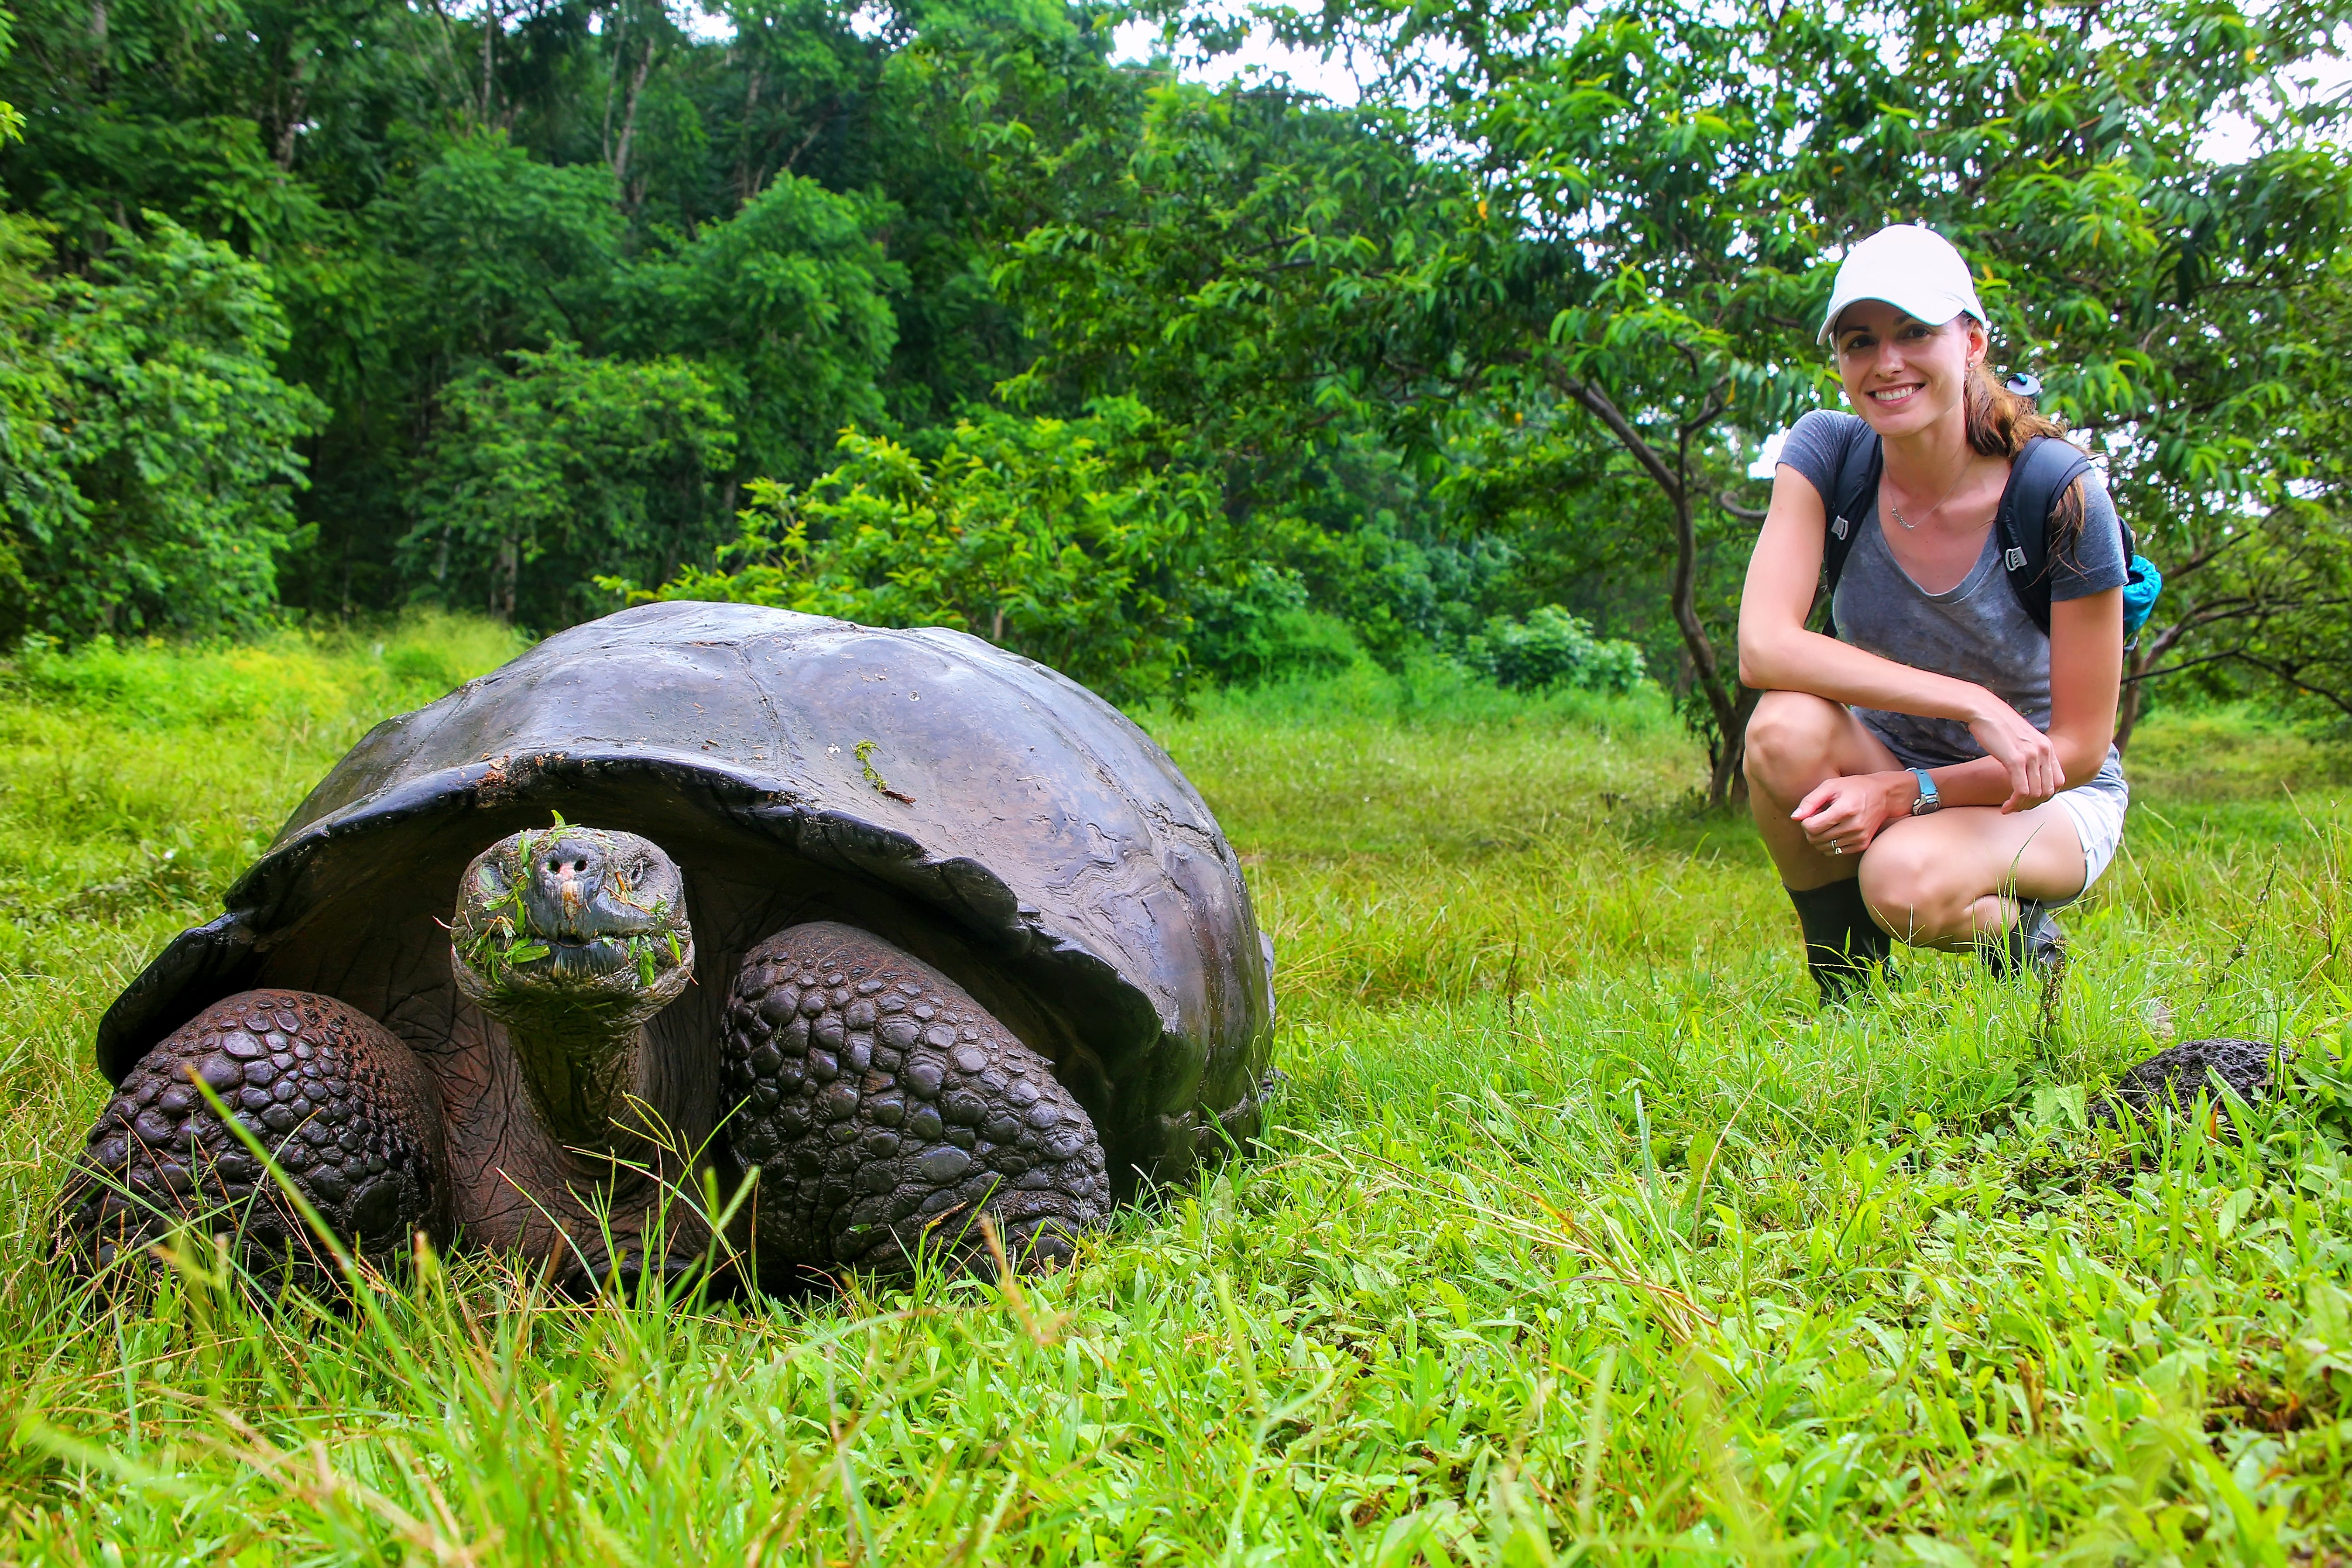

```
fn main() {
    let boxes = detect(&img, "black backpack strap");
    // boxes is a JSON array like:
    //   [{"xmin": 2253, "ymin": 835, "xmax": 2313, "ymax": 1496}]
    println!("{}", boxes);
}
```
[
  {"xmin": 1818, "ymin": 429, "xmax": 1882, "ymax": 638},
  {"xmin": 1995, "ymin": 436, "xmax": 2095, "ymax": 635}
]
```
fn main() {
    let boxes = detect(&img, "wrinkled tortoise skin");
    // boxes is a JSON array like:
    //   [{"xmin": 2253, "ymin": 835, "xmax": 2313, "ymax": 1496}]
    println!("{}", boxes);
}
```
[{"xmin": 723, "ymin": 922, "xmax": 1110, "ymax": 1271}]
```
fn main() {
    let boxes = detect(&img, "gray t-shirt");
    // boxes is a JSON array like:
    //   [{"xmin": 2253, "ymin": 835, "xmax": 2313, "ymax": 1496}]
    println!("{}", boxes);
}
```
[{"xmin": 1777, "ymin": 410, "xmax": 2127, "ymax": 769}]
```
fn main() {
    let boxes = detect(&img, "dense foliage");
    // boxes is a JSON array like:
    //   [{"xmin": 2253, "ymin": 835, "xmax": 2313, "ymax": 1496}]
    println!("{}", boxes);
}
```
[
  {"xmin": 619, "ymin": 399, "xmax": 1213, "ymax": 701},
  {"xmin": 2, "ymin": 0, "xmax": 2349, "ymax": 789}
]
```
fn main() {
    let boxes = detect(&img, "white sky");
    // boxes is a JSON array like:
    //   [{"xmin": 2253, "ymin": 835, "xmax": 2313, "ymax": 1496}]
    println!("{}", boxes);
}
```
[
  {"xmin": 2203, "ymin": 52, "xmax": 2352, "ymax": 160},
  {"xmin": 1110, "ymin": 17, "xmax": 1367, "ymax": 98}
]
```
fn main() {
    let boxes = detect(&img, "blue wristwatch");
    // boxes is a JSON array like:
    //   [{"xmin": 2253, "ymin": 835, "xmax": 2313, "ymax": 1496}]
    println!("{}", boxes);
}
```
[{"xmin": 1907, "ymin": 766, "xmax": 1941, "ymax": 816}]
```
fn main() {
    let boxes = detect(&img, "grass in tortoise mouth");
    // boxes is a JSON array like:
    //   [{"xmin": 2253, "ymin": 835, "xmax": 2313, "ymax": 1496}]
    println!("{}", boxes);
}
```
[
  {"xmin": 459, "ymin": 822, "xmax": 686, "ymax": 989},
  {"xmin": 461, "ymin": 911, "xmax": 685, "ymax": 990}
]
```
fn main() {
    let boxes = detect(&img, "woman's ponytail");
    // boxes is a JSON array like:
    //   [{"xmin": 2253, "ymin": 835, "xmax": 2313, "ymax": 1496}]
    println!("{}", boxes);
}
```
[{"xmin": 1964, "ymin": 352, "xmax": 2085, "ymax": 555}]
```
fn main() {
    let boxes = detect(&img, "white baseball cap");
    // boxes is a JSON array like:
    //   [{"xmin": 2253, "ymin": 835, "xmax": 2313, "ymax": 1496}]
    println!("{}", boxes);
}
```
[{"xmin": 1817, "ymin": 223, "xmax": 1988, "ymax": 344}]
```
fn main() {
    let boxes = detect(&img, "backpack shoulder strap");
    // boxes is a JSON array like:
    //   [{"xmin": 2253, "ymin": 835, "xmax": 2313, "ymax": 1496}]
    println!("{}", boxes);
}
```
[
  {"xmin": 1818, "ymin": 427, "xmax": 1882, "ymax": 637},
  {"xmin": 1996, "ymin": 436, "xmax": 2095, "ymax": 635}
]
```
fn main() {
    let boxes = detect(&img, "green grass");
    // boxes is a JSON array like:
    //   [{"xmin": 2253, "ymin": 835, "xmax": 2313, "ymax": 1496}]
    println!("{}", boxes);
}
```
[{"xmin": 2, "ymin": 626, "xmax": 2351, "ymax": 1563}]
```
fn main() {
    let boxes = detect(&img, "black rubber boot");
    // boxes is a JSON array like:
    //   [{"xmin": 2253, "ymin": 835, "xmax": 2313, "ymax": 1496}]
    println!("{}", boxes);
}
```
[
  {"xmin": 1979, "ymin": 900, "xmax": 2065, "ymax": 981},
  {"xmin": 1786, "ymin": 879, "xmax": 1893, "ymax": 1004}
]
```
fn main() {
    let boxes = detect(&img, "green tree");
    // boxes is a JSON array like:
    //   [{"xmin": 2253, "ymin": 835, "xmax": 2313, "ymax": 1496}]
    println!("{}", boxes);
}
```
[
  {"xmin": 400, "ymin": 134, "xmax": 625, "ymax": 365},
  {"xmin": 634, "ymin": 398, "xmax": 1211, "ymax": 702},
  {"xmin": 0, "ymin": 4, "xmax": 18, "ymax": 147},
  {"xmin": 614, "ymin": 170, "xmax": 903, "ymax": 489},
  {"xmin": 1252, "ymin": 0, "xmax": 2352, "ymax": 800},
  {"xmin": 991, "ymin": 75, "xmax": 1530, "ymax": 668},
  {"xmin": 2116, "ymin": 248, "xmax": 2352, "ymax": 734},
  {"xmin": 0, "ymin": 10, "xmax": 46, "ymax": 615},
  {"xmin": 402, "ymin": 340, "xmax": 736, "ymax": 626},
  {"xmin": 0, "ymin": 0, "xmax": 1135, "ymax": 629}
]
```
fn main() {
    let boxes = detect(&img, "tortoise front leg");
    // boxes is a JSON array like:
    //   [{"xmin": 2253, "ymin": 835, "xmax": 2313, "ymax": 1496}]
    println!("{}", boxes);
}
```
[
  {"xmin": 56, "ymin": 989, "xmax": 449, "ymax": 1293},
  {"xmin": 721, "ymin": 922, "xmax": 1111, "ymax": 1275}
]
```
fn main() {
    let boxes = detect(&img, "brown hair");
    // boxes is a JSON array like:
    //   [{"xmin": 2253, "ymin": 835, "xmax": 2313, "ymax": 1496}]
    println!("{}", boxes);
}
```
[{"xmin": 1962, "ymin": 354, "xmax": 2085, "ymax": 555}]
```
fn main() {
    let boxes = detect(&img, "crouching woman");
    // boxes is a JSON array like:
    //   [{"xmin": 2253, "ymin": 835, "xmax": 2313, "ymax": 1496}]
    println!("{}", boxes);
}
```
[{"xmin": 1737, "ymin": 224, "xmax": 2130, "ymax": 1001}]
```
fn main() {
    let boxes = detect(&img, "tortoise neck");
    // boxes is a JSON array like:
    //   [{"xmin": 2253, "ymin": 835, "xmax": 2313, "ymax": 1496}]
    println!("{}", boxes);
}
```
[{"xmin": 496, "ymin": 999, "xmax": 677, "ymax": 1161}]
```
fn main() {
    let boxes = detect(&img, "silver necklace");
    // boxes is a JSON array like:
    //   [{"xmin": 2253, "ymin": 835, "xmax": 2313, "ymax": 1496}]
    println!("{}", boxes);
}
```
[{"xmin": 1888, "ymin": 456, "xmax": 1975, "ymax": 531}]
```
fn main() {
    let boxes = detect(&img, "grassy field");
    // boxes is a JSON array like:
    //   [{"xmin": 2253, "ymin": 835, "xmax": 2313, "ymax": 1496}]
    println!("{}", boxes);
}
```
[{"xmin": 1, "ymin": 621, "xmax": 2350, "ymax": 1564}]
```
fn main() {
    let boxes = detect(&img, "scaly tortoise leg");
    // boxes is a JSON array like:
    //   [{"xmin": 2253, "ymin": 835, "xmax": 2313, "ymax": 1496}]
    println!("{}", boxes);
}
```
[
  {"xmin": 56, "ymin": 989, "xmax": 449, "ymax": 1291},
  {"xmin": 721, "ymin": 922, "xmax": 1111, "ymax": 1273}
]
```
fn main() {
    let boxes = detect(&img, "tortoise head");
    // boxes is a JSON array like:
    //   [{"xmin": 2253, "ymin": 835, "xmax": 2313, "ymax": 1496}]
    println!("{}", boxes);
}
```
[{"xmin": 450, "ymin": 824, "xmax": 695, "ymax": 1147}]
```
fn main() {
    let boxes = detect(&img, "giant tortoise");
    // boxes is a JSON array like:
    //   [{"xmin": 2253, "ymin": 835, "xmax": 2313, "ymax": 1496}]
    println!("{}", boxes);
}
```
[{"xmin": 57, "ymin": 602, "xmax": 1276, "ymax": 1289}]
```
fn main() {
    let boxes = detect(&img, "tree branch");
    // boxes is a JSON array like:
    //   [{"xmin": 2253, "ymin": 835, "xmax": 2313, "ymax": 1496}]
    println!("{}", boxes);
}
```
[
  {"xmin": 1716, "ymin": 487, "xmax": 1765, "ymax": 522},
  {"xmin": 1554, "ymin": 372, "xmax": 1682, "ymax": 502}
]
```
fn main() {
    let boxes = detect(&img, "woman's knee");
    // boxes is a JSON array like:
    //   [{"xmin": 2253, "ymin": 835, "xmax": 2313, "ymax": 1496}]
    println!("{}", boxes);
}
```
[
  {"xmin": 1858, "ymin": 837, "xmax": 1975, "ymax": 942},
  {"xmin": 1743, "ymin": 692, "xmax": 1847, "ymax": 793}
]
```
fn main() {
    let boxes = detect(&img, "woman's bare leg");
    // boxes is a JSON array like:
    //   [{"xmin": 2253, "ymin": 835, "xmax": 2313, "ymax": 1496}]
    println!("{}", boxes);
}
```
[
  {"xmin": 1746, "ymin": 690, "xmax": 2092, "ymax": 989},
  {"xmin": 1743, "ymin": 691, "xmax": 1902, "ymax": 890},
  {"xmin": 1858, "ymin": 804, "xmax": 2088, "ymax": 951}
]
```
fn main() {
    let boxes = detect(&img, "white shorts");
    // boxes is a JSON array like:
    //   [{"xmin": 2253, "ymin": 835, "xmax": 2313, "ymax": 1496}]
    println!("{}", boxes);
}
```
[{"xmin": 2050, "ymin": 754, "xmax": 2129, "ymax": 901}]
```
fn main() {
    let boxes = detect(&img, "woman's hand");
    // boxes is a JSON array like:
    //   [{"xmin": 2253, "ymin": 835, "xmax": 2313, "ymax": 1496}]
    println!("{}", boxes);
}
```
[
  {"xmin": 1965, "ymin": 697, "xmax": 2066, "ymax": 811},
  {"xmin": 1793, "ymin": 772, "xmax": 1910, "ymax": 857}
]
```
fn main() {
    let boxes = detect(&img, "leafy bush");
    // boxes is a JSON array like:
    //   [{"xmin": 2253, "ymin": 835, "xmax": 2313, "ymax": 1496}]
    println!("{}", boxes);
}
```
[
  {"xmin": 396, "ymin": 135, "xmax": 622, "ymax": 365},
  {"xmin": 1467, "ymin": 605, "xmax": 1649, "ymax": 694},
  {"xmin": 624, "ymin": 399, "xmax": 1210, "ymax": 704},
  {"xmin": 613, "ymin": 172, "xmax": 903, "ymax": 485},
  {"xmin": 0, "ymin": 215, "xmax": 324, "ymax": 642},
  {"xmin": 1187, "ymin": 563, "xmax": 1364, "ymax": 686}
]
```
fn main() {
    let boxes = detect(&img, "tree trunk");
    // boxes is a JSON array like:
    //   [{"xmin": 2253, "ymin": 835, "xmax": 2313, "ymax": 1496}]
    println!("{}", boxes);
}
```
[
  {"xmin": 1560, "ymin": 371, "xmax": 1749, "ymax": 807},
  {"xmin": 735, "ymin": 64, "xmax": 764, "ymax": 207},
  {"xmin": 1666, "ymin": 486, "xmax": 1749, "ymax": 806},
  {"xmin": 2113, "ymin": 618, "xmax": 2190, "ymax": 756},
  {"xmin": 479, "ymin": 0, "xmax": 500, "ymax": 125},
  {"xmin": 497, "ymin": 537, "xmax": 519, "ymax": 623},
  {"xmin": 273, "ymin": 92, "xmax": 306, "ymax": 169},
  {"xmin": 1711, "ymin": 687, "xmax": 1759, "ymax": 805},
  {"xmin": 2114, "ymin": 650, "xmax": 2152, "ymax": 757},
  {"xmin": 89, "ymin": 0, "xmax": 110, "ymax": 93},
  {"xmin": 611, "ymin": 40, "xmax": 657, "ymax": 195}
]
